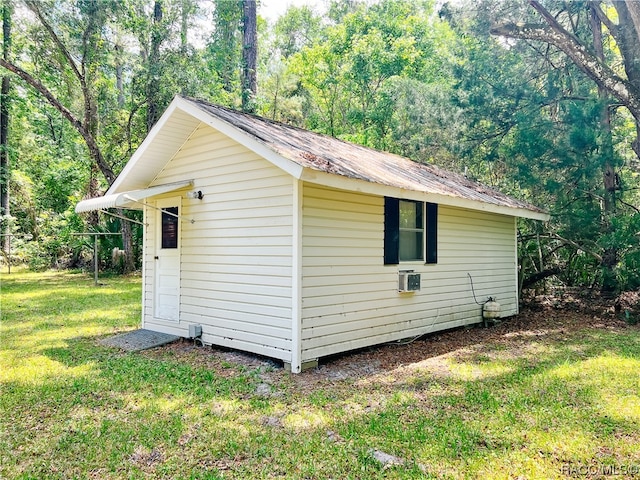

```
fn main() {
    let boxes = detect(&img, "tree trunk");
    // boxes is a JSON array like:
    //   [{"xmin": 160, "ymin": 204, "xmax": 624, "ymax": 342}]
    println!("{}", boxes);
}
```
[
  {"xmin": 119, "ymin": 209, "xmax": 135, "ymax": 273},
  {"xmin": 241, "ymin": 0, "xmax": 257, "ymax": 113},
  {"xmin": 146, "ymin": 1, "xmax": 163, "ymax": 132},
  {"xmin": 521, "ymin": 267, "xmax": 563, "ymax": 289},
  {"xmin": 590, "ymin": 6, "xmax": 618, "ymax": 295},
  {"xmin": 0, "ymin": 0, "xmax": 10, "ymax": 255},
  {"xmin": 115, "ymin": 43, "xmax": 125, "ymax": 108},
  {"xmin": 180, "ymin": 0, "xmax": 190, "ymax": 54},
  {"xmin": 87, "ymin": 163, "xmax": 99, "ymax": 227}
]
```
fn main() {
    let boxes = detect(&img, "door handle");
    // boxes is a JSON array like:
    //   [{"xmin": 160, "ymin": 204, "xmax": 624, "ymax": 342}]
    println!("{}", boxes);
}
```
[{"xmin": 154, "ymin": 256, "xmax": 159, "ymax": 260}]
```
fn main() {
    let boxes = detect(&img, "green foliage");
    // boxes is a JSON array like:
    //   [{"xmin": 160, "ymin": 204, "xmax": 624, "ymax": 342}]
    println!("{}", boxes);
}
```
[
  {"xmin": 601, "ymin": 214, "xmax": 640, "ymax": 290},
  {"xmin": 273, "ymin": 5, "xmax": 322, "ymax": 58},
  {"xmin": 204, "ymin": 0, "xmax": 243, "ymax": 104},
  {"xmin": 449, "ymin": 3, "xmax": 640, "ymax": 292},
  {"xmin": 383, "ymin": 77, "xmax": 465, "ymax": 166},
  {"xmin": 4, "ymin": 0, "xmax": 640, "ymax": 293},
  {"xmin": 16, "ymin": 210, "xmax": 86, "ymax": 271},
  {"xmin": 3, "ymin": 0, "xmax": 216, "ymax": 270},
  {"xmin": 285, "ymin": 0, "xmax": 459, "ymax": 153}
]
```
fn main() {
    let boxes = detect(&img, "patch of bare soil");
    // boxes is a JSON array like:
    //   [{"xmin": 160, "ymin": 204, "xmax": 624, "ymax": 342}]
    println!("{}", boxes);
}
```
[{"xmin": 147, "ymin": 290, "xmax": 637, "ymax": 391}]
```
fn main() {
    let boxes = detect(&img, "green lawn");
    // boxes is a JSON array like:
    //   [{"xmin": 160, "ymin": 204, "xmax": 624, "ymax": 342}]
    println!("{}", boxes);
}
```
[{"xmin": 1, "ymin": 270, "xmax": 640, "ymax": 479}]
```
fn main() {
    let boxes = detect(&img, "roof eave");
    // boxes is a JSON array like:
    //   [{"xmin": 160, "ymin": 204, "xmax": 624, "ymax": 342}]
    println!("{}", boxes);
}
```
[
  {"xmin": 107, "ymin": 97, "xmax": 304, "ymax": 197},
  {"xmin": 107, "ymin": 99, "xmax": 190, "ymax": 194},
  {"xmin": 300, "ymin": 167, "xmax": 549, "ymax": 220},
  {"xmin": 177, "ymin": 98, "xmax": 304, "ymax": 179}
]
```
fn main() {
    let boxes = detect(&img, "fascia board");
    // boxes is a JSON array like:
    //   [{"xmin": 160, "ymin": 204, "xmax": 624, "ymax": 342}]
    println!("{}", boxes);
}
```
[
  {"xmin": 177, "ymin": 98, "xmax": 304, "ymax": 179},
  {"xmin": 300, "ymin": 168, "xmax": 550, "ymax": 221}
]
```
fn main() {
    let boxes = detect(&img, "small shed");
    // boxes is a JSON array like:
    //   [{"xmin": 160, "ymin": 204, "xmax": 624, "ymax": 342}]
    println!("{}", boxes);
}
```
[{"xmin": 76, "ymin": 96, "xmax": 549, "ymax": 372}]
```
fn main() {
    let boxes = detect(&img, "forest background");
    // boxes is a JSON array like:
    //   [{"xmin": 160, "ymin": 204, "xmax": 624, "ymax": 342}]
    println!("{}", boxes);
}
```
[{"xmin": 2, "ymin": 0, "xmax": 640, "ymax": 296}]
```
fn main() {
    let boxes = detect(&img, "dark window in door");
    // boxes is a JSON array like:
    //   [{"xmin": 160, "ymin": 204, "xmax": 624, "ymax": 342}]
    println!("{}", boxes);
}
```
[{"xmin": 161, "ymin": 207, "xmax": 179, "ymax": 249}]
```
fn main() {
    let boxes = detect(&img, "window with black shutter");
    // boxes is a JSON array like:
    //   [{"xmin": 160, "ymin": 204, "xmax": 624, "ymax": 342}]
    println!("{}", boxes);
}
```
[{"xmin": 384, "ymin": 197, "xmax": 437, "ymax": 265}]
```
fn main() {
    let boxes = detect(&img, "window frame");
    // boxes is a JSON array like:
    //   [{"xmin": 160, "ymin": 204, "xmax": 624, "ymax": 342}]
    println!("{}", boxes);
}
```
[
  {"xmin": 384, "ymin": 197, "xmax": 438, "ymax": 265},
  {"xmin": 161, "ymin": 206, "xmax": 179, "ymax": 249},
  {"xmin": 398, "ymin": 199, "xmax": 425, "ymax": 262}
]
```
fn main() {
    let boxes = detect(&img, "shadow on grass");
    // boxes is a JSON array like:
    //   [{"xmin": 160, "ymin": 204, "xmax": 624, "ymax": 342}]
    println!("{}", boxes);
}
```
[
  {"xmin": 4, "ymin": 325, "xmax": 638, "ymax": 479},
  {"xmin": 41, "ymin": 336, "xmax": 259, "ymax": 401}
]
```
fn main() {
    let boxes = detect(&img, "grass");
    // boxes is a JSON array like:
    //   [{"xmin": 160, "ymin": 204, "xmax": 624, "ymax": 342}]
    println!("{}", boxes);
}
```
[{"xmin": 1, "ymin": 270, "xmax": 640, "ymax": 479}]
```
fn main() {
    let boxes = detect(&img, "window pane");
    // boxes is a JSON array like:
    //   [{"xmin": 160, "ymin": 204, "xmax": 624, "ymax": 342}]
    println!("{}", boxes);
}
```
[
  {"xmin": 399, "ymin": 231, "xmax": 423, "ymax": 261},
  {"xmin": 399, "ymin": 201, "xmax": 422, "ymax": 228},
  {"xmin": 161, "ymin": 207, "xmax": 178, "ymax": 249},
  {"xmin": 398, "ymin": 200, "xmax": 424, "ymax": 261}
]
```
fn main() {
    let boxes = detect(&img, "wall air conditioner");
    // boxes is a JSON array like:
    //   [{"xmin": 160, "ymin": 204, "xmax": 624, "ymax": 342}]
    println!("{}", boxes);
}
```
[{"xmin": 399, "ymin": 270, "xmax": 421, "ymax": 292}]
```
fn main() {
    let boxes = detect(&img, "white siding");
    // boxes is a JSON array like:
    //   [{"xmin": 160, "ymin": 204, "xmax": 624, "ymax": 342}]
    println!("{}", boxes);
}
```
[
  {"xmin": 300, "ymin": 184, "xmax": 518, "ymax": 361},
  {"xmin": 143, "ymin": 123, "xmax": 294, "ymax": 361}
]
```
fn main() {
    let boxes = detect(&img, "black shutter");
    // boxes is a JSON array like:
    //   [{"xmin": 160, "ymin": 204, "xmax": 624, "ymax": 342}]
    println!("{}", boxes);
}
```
[
  {"xmin": 426, "ymin": 202, "xmax": 438, "ymax": 264},
  {"xmin": 384, "ymin": 197, "xmax": 399, "ymax": 265}
]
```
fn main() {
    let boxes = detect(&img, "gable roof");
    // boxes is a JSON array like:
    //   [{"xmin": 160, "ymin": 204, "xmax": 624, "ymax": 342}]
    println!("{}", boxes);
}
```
[{"xmin": 80, "ymin": 95, "xmax": 549, "ymax": 221}]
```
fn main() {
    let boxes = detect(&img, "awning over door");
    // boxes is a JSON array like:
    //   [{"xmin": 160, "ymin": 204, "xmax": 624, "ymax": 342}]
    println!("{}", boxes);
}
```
[{"xmin": 75, "ymin": 180, "xmax": 193, "ymax": 213}]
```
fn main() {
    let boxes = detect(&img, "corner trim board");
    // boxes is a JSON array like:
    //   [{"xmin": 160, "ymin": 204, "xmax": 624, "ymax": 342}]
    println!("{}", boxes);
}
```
[{"xmin": 290, "ymin": 178, "xmax": 303, "ymax": 373}]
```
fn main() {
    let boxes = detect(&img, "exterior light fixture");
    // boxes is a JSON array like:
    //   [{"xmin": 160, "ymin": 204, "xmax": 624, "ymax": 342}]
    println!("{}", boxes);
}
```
[{"xmin": 187, "ymin": 190, "xmax": 203, "ymax": 200}]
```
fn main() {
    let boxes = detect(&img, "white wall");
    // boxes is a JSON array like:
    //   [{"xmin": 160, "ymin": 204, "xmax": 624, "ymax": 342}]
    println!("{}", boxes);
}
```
[
  {"xmin": 300, "ymin": 183, "xmax": 517, "ymax": 361},
  {"xmin": 139, "ymin": 125, "xmax": 518, "ymax": 365},
  {"xmin": 143, "ymin": 123, "xmax": 294, "ymax": 361}
]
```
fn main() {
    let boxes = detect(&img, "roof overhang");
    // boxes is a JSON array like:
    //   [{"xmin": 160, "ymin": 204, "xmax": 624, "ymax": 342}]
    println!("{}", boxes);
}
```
[
  {"xmin": 299, "ymin": 168, "xmax": 550, "ymax": 221},
  {"xmin": 75, "ymin": 180, "xmax": 193, "ymax": 213},
  {"xmin": 107, "ymin": 97, "xmax": 303, "ymax": 195},
  {"xmin": 80, "ymin": 95, "xmax": 548, "ymax": 222}
]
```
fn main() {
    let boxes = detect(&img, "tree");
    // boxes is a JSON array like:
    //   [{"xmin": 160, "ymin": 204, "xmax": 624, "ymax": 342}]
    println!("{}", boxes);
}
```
[
  {"xmin": 1, "ymin": 0, "xmax": 11, "ymax": 256},
  {"xmin": 448, "ymin": 0, "xmax": 640, "ymax": 292},
  {"xmin": 146, "ymin": 0, "xmax": 163, "ymax": 131},
  {"xmin": 273, "ymin": 5, "xmax": 322, "ymax": 59},
  {"xmin": 0, "ymin": 1, "xmax": 116, "ymax": 186},
  {"xmin": 288, "ymin": 0, "xmax": 457, "ymax": 149},
  {"xmin": 487, "ymin": 0, "xmax": 640, "ymax": 293},
  {"xmin": 206, "ymin": 0, "xmax": 242, "ymax": 103},
  {"xmin": 490, "ymin": 1, "xmax": 640, "ymax": 161},
  {"xmin": 0, "ymin": 1, "xmax": 127, "ymax": 268},
  {"xmin": 241, "ymin": 0, "xmax": 257, "ymax": 113}
]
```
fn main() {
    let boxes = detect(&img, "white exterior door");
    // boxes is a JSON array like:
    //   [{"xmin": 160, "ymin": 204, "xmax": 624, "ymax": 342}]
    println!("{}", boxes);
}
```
[{"xmin": 154, "ymin": 197, "xmax": 181, "ymax": 321}]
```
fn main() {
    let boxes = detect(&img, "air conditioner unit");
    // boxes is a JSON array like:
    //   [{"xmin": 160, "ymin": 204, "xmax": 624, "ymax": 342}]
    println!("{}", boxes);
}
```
[{"xmin": 399, "ymin": 270, "xmax": 421, "ymax": 292}]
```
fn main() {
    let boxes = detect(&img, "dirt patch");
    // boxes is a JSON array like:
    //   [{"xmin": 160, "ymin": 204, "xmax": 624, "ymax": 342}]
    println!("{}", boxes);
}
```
[
  {"xmin": 130, "ymin": 446, "xmax": 164, "ymax": 469},
  {"xmin": 146, "ymin": 292, "xmax": 636, "ymax": 391}
]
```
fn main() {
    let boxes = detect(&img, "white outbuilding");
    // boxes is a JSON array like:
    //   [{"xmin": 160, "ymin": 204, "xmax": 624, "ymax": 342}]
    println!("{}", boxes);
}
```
[{"xmin": 76, "ymin": 96, "xmax": 549, "ymax": 372}]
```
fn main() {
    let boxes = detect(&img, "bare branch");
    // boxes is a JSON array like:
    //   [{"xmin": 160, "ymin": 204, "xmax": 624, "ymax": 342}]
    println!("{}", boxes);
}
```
[
  {"xmin": 591, "ymin": 2, "xmax": 617, "ymax": 38},
  {"xmin": 490, "ymin": 20, "xmax": 640, "ymax": 122},
  {"xmin": 518, "ymin": 232, "xmax": 603, "ymax": 263},
  {"xmin": 618, "ymin": 198, "xmax": 640, "ymax": 214},
  {"xmin": 0, "ymin": 58, "xmax": 116, "ymax": 184},
  {"xmin": 23, "ymin": 0, "xmax": 84, "ymax": 87},
  {"xmin": 521, "ymin": 267, "xmax": 563, "ymax": 288},
  {"xmin": 0, "ymin": 57, "xmax": 82, "ymax": 130}
]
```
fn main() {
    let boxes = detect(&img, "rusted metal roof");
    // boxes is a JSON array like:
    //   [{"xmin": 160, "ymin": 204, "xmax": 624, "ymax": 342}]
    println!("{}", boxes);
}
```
[{"xmin": 188, "ymin": 97, "xmax": 547, "ymax": 217}]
